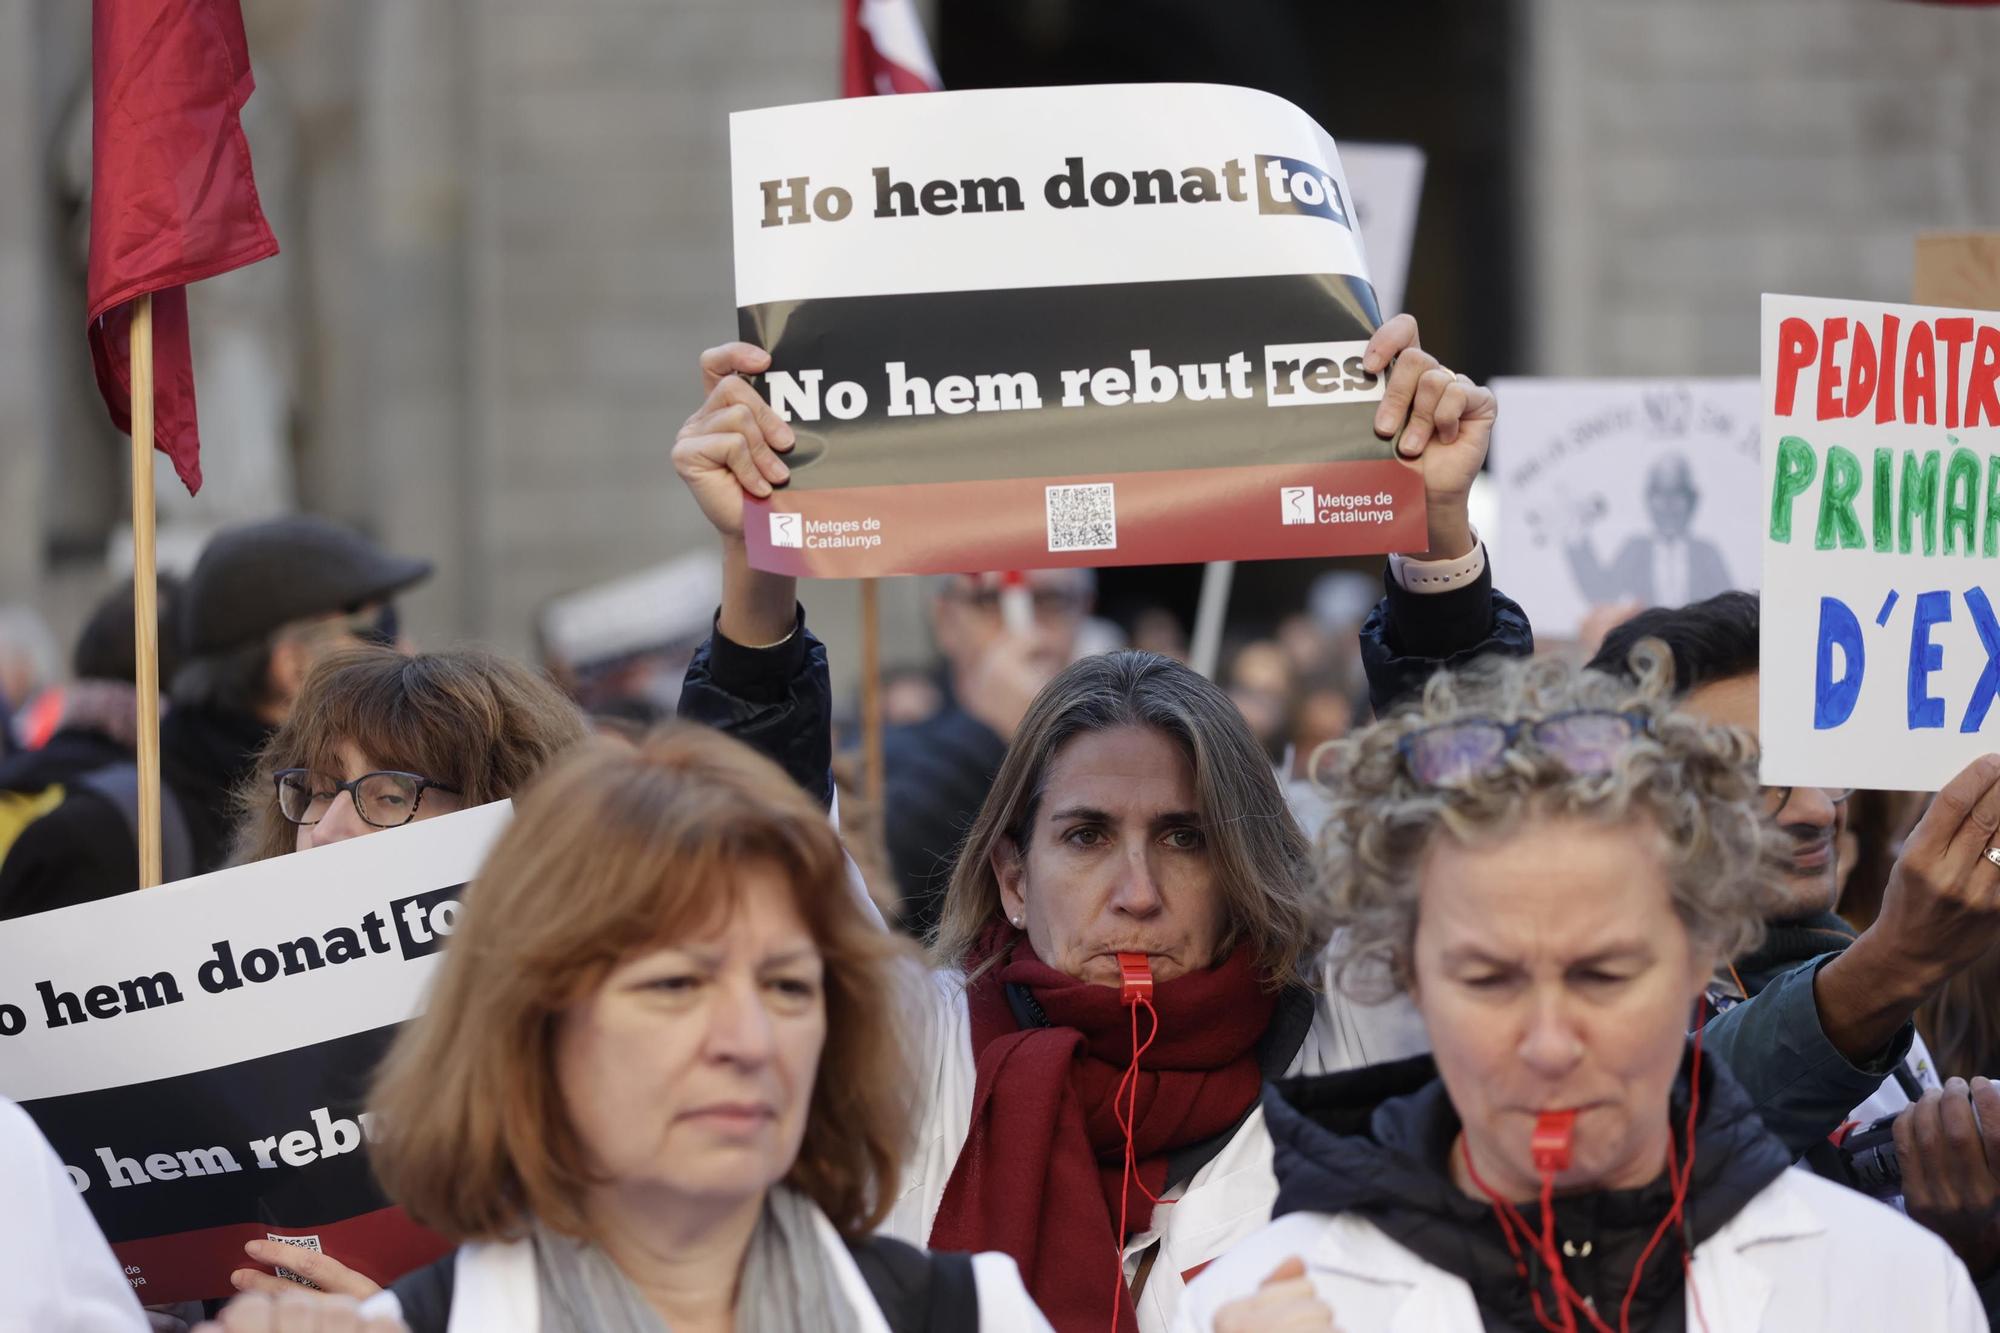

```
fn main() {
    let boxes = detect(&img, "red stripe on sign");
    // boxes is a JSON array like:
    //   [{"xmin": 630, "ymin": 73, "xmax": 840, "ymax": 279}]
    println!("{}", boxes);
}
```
[
  {"xmin": 745, "ymin": 459, "xmax": 1427, "ymax": 578},
  {"xmin": 112, "ymin": 1204, "xmax": 452, "ymax": 1305}
]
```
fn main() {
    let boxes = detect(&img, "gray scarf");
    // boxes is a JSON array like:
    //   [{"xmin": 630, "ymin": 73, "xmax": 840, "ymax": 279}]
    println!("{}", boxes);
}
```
[{"xmin": 533, "ymin": 1186, "xmax": 864, "ymax": 1333}]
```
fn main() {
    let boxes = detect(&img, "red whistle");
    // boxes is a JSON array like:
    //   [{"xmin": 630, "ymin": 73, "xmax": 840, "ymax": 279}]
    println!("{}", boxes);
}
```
[
  {"xmin": 1531, "ymin": 1109, "xmax": 1577, "ymax": 1174},
  {"xmin": 1116, "ymin": 952, "xmax": 1154, "ymax": 1006}
]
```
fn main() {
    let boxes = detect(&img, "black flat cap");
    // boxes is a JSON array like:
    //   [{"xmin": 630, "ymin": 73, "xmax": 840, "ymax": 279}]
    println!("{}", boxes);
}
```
[{"xmin": 182, "ymin": 516, "xmax": 433, "ymax": 657}]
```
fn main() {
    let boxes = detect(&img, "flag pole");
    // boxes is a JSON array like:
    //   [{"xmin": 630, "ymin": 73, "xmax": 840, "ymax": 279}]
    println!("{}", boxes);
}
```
[
  {"xmin": 129, "ymin": 294, "xmax": 165, "ymax": 889},
  {"xmin": 860, "ymin": 578, "xmax": 885, "ymax": 818}
]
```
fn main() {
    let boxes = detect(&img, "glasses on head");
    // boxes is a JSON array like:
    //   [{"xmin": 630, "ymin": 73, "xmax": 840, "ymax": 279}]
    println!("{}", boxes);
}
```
[
  {"xmin": 1398, "ymin": 710, "xmax": 1651, "ymax": 787},
  {"xmin": 274, "ymin": 768, "xmax": 459, "ymax": 829},
  {"xmin": 1760, "ymin": 785, "xmax": 1856, "ymax": 820}
]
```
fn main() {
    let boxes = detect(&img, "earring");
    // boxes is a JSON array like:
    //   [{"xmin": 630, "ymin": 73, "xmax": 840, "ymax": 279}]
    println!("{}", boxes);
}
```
[{"xmin": 1010, "ymin": 915, "xmax": 1023, "ymax": 928}]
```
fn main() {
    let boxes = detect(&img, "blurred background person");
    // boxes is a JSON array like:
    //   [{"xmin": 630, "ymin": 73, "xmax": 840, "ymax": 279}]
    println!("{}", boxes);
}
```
[
  {"xmin": 1221, "ymin": 638, "xmax": 1295, "ymax": 769},
  {"xmin": 1285, "ymin": 670, "xmax": 1360, "ymax": 783},
  {"xmin": 881, "ymin": 568, "xmax": 1095, "ymax": 932},
  {"xmin": 351, "ymin": 728, "xmax": 1048, "ymax": 1331},
  {"xmin": 0, "ymin": 516, "xmax": 430, "ymax": 914},
  {"xmin": 0, "ymin": 575, "xmax": 180, "ymax": 863},
  {"xmin": 1128, "ymin": 605, "xmax": 1189, "ymax": 663},
  {"xmin": 0, "ymin": 606, "xmax": 61, "ymax": 759},
  {"xmin": 1186, "ymin": 651, "xmax": 1980, "ymax": 1333},
  {"xmin": 878, "ymin": 663, "xmax": 944, "ymax": 729}
]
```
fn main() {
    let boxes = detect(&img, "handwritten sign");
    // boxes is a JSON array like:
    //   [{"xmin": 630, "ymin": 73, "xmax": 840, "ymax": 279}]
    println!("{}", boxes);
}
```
[
  {"xmin": 1759, "ymin": 293, "xmax": 2000, "ymax": 790},
  {"xmin": 1490, "ymin": 378, "xmax": 1760, "ymax": 638}
]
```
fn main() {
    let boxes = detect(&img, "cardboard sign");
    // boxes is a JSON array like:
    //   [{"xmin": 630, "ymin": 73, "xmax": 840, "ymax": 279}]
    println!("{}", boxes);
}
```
[
  {"xmin": 1489, "ymin": 378, "xmax": 1761, "ymax": 638},
  {"xmin": 1760, "ymin": 293, "xmax": 2000, "ymax": 790},
  {"xmin": 0, "ymin": 804, "xmax": 512, "ymax": 1303},
  {"xmin": 729, "ymin": 83, "xmax": 1426, "ymax": 578},
  {"xmin": 1914, "ymin": 233, "xmax": 2000, "ymax": 313}
]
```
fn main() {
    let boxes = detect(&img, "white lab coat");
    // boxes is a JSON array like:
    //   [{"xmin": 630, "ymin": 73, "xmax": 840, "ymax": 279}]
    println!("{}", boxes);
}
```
[
  {"xmin": 1174, "ymin": 1167, "xmax": 1983, "ymax": 1333},
  {"xmin": 880, "ymin": 965, "xmax": 1431, "ymax": 1333},
  {"xmin": 360, "ymin": 1199, "xmax": 1051, "ymax": 1332},
  {"xmin": 0, "ymin": 1096, "xmax": 149, "ymax": 1333}
]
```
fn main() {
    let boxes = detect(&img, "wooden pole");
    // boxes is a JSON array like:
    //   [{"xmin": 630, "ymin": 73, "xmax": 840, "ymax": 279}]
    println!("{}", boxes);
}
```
[
  {"xmin": 129, "ymin": 294, "xmax": 165, "ymax": 889},
  {"xmin": 860, "ymin": 578, "xmax": 885, "ymax": 817}
]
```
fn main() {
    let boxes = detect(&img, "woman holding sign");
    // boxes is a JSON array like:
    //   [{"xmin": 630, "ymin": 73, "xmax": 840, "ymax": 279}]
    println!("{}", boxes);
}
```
[
  {"xmin": 669, "ymin": 317, "xmax": 1540, "ymax": 1333},
  {"xmin": 1181, "ymin": 651, "xmax": 1980, "ymax": 1332},
  {"xmin": 214, "ymin": 646, "xmax": 588, "ymax": 1304}
]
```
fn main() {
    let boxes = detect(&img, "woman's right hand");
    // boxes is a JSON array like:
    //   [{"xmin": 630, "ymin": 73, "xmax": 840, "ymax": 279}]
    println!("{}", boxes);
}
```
[
  {"xmin": 1213, "ymin": 1256, "xmax": 1341, "ymax": 1332},
  {"xmin": 674, "ymin": 342, "xmax": 797, "ymax": 542},
  {"xmin": 229, "ymin": 1239, "xmax": 382, "ymax": 1300},
  {"xmin": 192, "ymin": 1291, "xmax": 407, "ymax": 1333}
]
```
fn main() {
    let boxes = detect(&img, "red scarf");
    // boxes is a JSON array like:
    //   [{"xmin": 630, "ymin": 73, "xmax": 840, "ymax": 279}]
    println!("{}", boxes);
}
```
[{"xmin": 928, "ymin": 924, "xmax": 1276, "ymax": 1333}]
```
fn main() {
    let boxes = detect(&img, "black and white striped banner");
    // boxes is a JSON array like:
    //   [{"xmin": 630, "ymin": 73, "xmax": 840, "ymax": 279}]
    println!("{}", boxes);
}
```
[
  {"xmin": 0, "ymin": 803, "xmax": 511, "ymax": 1303},
  {"xmin": 729, "ymin": 83, "xmax": 1427, "ymax": 577}
]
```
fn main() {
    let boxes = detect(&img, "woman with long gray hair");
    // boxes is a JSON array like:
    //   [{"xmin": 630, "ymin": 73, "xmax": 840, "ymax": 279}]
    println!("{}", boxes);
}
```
[{"xmin": 670, "ymin": 316, "xmax": 1532, "ymax": 1333}]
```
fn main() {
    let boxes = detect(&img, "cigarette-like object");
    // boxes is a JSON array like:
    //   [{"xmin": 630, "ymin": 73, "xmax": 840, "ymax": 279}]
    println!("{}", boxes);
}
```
[{"xmin": 1000, "ymin": 571, "xmax": 1033, "ymax": 637}]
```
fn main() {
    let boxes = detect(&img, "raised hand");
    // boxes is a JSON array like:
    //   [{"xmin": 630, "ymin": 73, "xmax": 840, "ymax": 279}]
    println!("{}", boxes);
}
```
[{"xmin": 1363, "ymin": 314, "xmax": 1495, "ymax": 562}]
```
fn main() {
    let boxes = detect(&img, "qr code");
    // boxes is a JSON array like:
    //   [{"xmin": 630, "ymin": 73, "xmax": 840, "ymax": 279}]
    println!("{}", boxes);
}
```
[
  {"xmin": 1045, "ymin": 483, "xmax": 1117, "ymax": 553},
  {"xmin": 265, "ymin": 1232, "xmax": 323, "ymax": 1288}
]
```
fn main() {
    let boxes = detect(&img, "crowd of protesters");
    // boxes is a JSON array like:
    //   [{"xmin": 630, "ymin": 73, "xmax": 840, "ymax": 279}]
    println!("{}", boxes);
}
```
[{"xmin": 3, "ymin": 315, "xmax": 2000, "ymax": 1331}]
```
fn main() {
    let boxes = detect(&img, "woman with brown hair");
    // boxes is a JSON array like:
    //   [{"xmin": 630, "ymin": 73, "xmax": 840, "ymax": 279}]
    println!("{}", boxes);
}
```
[
  {"xmin": 216, "ymin": 645, "xmax": 589, "ymax": 1304},
  {"xmin": 230, "ymin": 644, "xmax": 589, "ymax": 864},
  {"xmin": 202, "ymin": 727, "xmax": 1047, "ymax": 1333}
]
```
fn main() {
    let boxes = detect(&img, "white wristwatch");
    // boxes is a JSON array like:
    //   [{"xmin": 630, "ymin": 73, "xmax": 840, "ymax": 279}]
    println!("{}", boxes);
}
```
[{"xmin": 1388, "ymin": 530, "xmax": 1487, "ymax": 593}]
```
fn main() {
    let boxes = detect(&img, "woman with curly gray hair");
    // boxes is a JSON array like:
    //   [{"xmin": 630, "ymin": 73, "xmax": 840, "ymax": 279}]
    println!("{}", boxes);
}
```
[{"xmin": 1182, "ymin": 650, "xmax": 1981, "ymax": 1333}]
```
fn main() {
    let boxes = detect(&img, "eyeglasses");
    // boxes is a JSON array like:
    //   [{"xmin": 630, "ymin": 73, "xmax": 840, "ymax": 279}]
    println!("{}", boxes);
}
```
[
  {"xmin": 274, "ymin": 768, "xmax": 459, "ymax": 829},
  {"xmin": 953, "ymin": 586, "xmax": 1087, "ymax": 621},
  {"xmin": 1398, "ymin": 710, "xmax": 1651, "ymax": 787},
  {"xmin": 1761, "ymin": 785, "xmax": 1856, "ymax": 820}
]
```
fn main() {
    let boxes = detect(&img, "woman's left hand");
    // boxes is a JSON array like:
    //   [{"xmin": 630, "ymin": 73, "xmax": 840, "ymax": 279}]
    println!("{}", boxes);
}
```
[
  {"xmin": 1363, "ymin": 313, "xmax": 1495, "ymax": 562},
  {"xmin": 228, "ymin": 1239, "xmax": 382, "ymax": 1299},
  {"xmin": 193, "ymin": 1291, "xmax": 407, "ymax": 1333}
]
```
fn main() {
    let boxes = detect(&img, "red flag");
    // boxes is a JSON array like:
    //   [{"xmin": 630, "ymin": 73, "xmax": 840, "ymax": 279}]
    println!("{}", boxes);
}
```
[
  {"xmin": 842, "ymin": 0, "xmax": 942, "ymax": 98},
  {"xmin": 86, "ymin": 0, "xmax": 280, "ymax": 496}
]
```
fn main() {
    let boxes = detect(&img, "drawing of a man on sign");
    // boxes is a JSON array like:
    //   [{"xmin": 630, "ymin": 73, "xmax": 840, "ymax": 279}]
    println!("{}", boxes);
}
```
[
  {"xmin": 1490, "ymin": 378, "xmax": 1762, "ymax": 638},
  {"xmin": 1564, "ymin": 452, "xmax": 1735, "ymax": 608}
]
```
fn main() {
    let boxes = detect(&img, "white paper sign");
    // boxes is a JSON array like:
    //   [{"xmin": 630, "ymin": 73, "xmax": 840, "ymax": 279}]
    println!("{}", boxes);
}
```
[
  {"xmin": 1489, "ymin": 378, "xmax": 1762, "ymax": 639},
  {"xmin": 0, "ymin": 803, "xmax": 511, "ymax": 1300},
  {"xmin": 1760, "ymin": 293, "xmax": 2000, "ymax": 790},
  {"xmin": 1342, "ymin": 143, "xmax": 1424, "ymax": 318}
]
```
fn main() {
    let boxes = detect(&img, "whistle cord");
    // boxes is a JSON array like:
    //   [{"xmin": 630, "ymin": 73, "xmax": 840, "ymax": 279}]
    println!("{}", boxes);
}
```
[
  {"xmin": 1460, "ymin": 1020, "xmax": 1710, "ymax": 1333},
  {"xmin": 1108, "ymin": 995, "xmax": 1161, "ymax": 1333}
]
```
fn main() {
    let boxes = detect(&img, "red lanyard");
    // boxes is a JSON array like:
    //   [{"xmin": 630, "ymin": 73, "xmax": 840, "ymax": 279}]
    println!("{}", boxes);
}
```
[
  {"xmin": 1108, "ymin": 953, "xmax": 1162, "ymax": 1333},
  {"xmin": 1460, "ymin": 1020, "xmax": 1711, "ymax": 1333}
]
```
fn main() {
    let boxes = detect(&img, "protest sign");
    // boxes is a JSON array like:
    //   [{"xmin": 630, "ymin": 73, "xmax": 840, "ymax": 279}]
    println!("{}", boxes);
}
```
[
  {"xmin": 1914, "ymin": 233, "xmax": 2000, "ymax": 312},
  {"xmin": 1488, "ymin": 378, "xmax": 1761, "ymax": 638},
  {"xmin": 0, "ymin": 802, "xmax": 510, "ymax": 1303},
  {"xmin": 1341, "ymin": 142, "xmax": 1424, "ymax": 319},
  {"xmin": 1760, "ymin": 293, "xmax": 2000, "ymax": 790},
  {"xmin": 729, "ymin": 83, "xmax": 1425, "ymax": 578}
]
